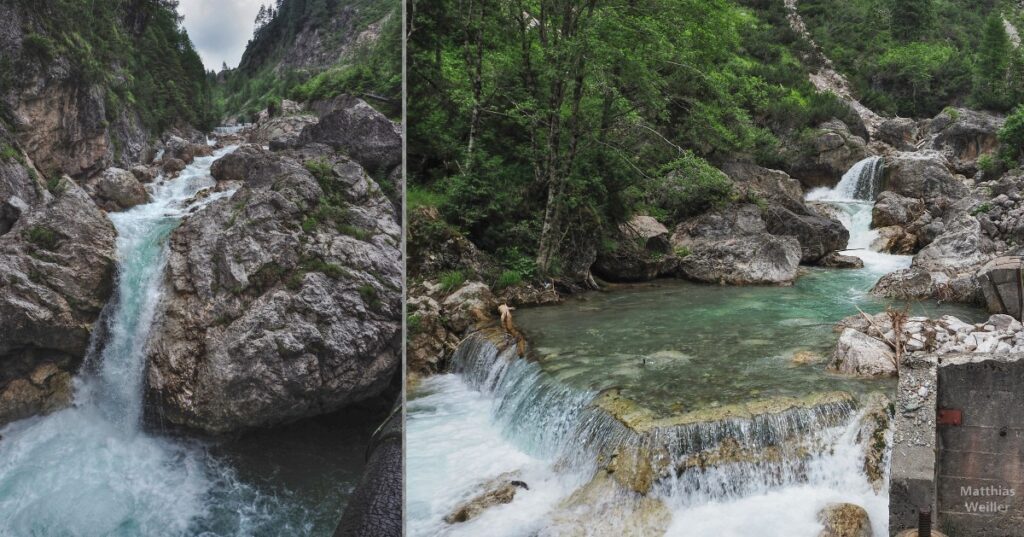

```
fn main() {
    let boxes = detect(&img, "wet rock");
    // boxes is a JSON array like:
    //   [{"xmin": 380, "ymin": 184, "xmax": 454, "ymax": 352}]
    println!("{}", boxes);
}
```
[
  {"xmin": 162, "ymin": 158, "xmax": 186, "ymax": 175},
  {"xmin": 444, "ymin": 472, "xmax": 526, "ymax": 524},
  {"xmin": 441, "ymin": 281, "xmax": 497, "ymax": 335},
  {"xmin": 87, "ymin": 167, "xmax": 150, "ymax": 211},
  {"xmin": 871, "ymin": 226, "xmax": 917, "ymax": 255},
  {"xmin": 792, "ymin": 350, "xmax": 825, "ymax": 365},
  {"xmin": 145, "ymin": 146, "xmax": 401, "ymax": 433},
  {"xmin": 763, "ymin": 203, "xmax": 849, "ymax": 263},
  {"xmin": 785, "ymin": 120, "xmax": 869, "ymax": 189},
  {"xmin": 817, "ymin": 502, "xmax": 873, "ymax": 537},
  {"xmin": 670, "ymin": 204, "xmax": 801, "ymax": 285},
  {"xmin": 872, "ymin": 191, "xmax": 925, "ymax": 228},
  {"xmin": 819, "ymin": 252, "xmax": 864, "ymax": 269},
  {"xmin": 0, "ymin": 176, "xmax": 117, "ymax": 425},
  {"xmin": 538, "ymin": 472, "xmax": 672, "ymax": 537},
  {"xmin": 298, "ymin": 95, "xmax": 402, "ymax": 175},
  {"xmin": 855, "ymin": 393, "xmax": 893, "ymax": 491},
  {"xmin": 828, "ymin": 329, "xmax": 896, "ymax": 377},
  {"xmin": 130, "ymin": 164, "xmax": 158, "ymax": 183},
  {"xmin": 926, "ymin": 108, "xmax": 1004, "ymax": 175}
]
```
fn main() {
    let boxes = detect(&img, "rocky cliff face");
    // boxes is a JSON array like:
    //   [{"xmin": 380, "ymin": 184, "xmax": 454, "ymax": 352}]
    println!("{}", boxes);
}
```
[
  {"xmin": 0, "ymin": 126, "xmax": 117, "ymax": 425},
  {"xmin": 145, "ymin": 99, "xmax": 402, "ymax": 434}
]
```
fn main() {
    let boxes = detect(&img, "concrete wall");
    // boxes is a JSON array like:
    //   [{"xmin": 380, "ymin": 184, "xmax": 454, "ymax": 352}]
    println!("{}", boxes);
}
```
[
  {"xmin": 936, "ymin": 353, "xmax": 1024, "ymax": 537},
  {"xmin": 889, "ymin": 355, "xmax": 938, "ymax": 535}
]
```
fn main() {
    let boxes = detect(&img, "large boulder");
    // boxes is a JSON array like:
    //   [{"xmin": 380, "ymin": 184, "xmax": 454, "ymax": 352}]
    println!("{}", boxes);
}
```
[
  {"xmin": 926, "ymin": 108, "xmax": 1004, "ymax": 174},
  {"xmin": 86, "ymin": 167, "xmax": 150, "ymax": 211},
  {"xmin": 0, "ymin": 173, "xmax": 117, "ymax": 425},
  {"xmin": 670, "ymin": 204, "xmax": 802, "ymax": 285},
  {"xmin": 594, "ymin": 215, "xmax": 673, "ymax": 282},
  {"xmin": 145, "ymin": 146, "xmax": 401, "ymax": 433},
  {"xmin": 913, "ymin": 214, "xmax": 995, "ymax": 273},
  {"xmin": 817, "ymin": 503, "xmax": 873, "ymax": 537},
  {"xmin": 876, "ymin": 117, "xmax": 919, "ymax": 151},
  {"xmin": 251, "ymin": 115, "xmax": 319, "ymax": 146},
  {"xmin": 870, "ymin": 226, "xmax": 917, "ymax": 255},
  {"xmin": 881, "ymin": 152, "xmax": 968, "ymax": 212},
  {"xmin": 441, "ymin": 281, "xmax": 497, "ymax": 335},
  {"xmin": 298, "ymin": 95, "xmax": 402, "ymax": 175},
  {"xmin": 828, "ymin": 329, "xmax": 896, "ymax": 377},
  {"xmin": 721, "ymin": 161, "xmax": 805, "ymax": 211},
  {"xmin": 763, "ymin": 203, "xmax": 849, "ymax": 263},
  {"xmin": 784, "ymin": 120, "xmax": 869, "ymax": 189},
  {"xmin": 871, "ymin": 191, "xmax": 925, "ymax": 228},
  {"xmin": 977, "ymin": 256, "xmax": 1024, "ymax": 318}
]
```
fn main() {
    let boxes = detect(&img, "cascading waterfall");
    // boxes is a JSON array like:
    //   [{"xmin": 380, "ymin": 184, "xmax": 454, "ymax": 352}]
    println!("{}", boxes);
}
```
[
  {"xmin": 408, "ymin": 330, "xmax": 890, "ymax": 536},
  {"xmin": 806, "ymin": 156, "xmax": 910, "ymax": 274},
  {"xmin": 0, "ymin": 147, "xmax": 314, "ymax": 536}
]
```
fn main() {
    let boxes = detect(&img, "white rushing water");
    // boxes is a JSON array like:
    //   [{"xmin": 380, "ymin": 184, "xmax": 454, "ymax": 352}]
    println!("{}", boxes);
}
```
[
  {"xmin": 0, "ymin": 148, "xmax": 313, "ymax": 536},
  {"xmin": 806, "ymin": 156, "xmax": 911, "ymax": 275},
  {"xmin": 407, "ymin": 332, "xmax": 890, "ymax": 537}
]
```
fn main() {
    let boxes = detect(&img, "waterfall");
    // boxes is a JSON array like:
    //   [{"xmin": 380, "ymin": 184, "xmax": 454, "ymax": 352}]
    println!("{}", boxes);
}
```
[
  {"xmin": 805, "ymin": 156, "xmax": 910, "ymax": 274},
  {"xmin": 0, "ymin": 148, "xmax": 311, "ymax": 535},
  {"xmin": 408, "ymin": 332, "xmax": 886, "ymax": 536}
]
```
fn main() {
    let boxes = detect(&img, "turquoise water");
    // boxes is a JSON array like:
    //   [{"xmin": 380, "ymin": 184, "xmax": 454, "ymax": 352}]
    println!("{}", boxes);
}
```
[{"xmin": 517, "ymin": 269, "xmax": 983, "ymax": 416}]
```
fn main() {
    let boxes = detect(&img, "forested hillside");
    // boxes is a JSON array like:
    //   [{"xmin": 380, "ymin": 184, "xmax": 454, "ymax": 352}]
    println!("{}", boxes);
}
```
[
  {"xmin": 214, "ymin": 0, "xmax": 401, "ymax": 120},
  {"xmin": 0, "ymin": 0, "xmax": 214, "ymax": 177},
  {"xmin": 408, "ymin": 0, "xmax": 1024, "ymax": 285}
]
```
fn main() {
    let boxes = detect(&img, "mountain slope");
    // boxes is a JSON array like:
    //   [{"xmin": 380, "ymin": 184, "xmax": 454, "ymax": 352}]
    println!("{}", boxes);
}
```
[{"xmin": 214, "ymin": 0, "xmax": 400, "ymax": 121}]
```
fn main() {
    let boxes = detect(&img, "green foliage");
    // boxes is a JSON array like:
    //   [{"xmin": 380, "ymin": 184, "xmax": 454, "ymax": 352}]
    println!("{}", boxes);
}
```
[
  {"xmin": 999, "ymin": 105, "xmax": 1024, "ymax": 160},
  {"xmin": 214, "ymin": 0, "xmax": 400, "ymax": 120},
  {"xmin": 971, "ymin": 202, "xmax": 993, "ymax": 215},
  {"xmin": 973, "ymin": 13, "xmax": 1014, "ymax": 110},
  {"xmin": 892, "ymin": 0, "xmax": 935, "ymax": 41},
  {"xmin": 357, "ymin": 284, "xmax": 381, "ymax": 308},
  {"xmin": 407, "ymin": 314, "xmax": 422, "ymax": 334},
  {"xmin": 408, "ymin": 186, "xmax": 446, "ymax": 209},
  {"xmin": 25, "ymin": 225, "xmax": 59, "ymax": 250},
  {"xmin": 978, "ymin": 153, "xmax": 999, "ymax": 174},
  {"xmin": 647, "ymin": 153, "xmax": 735, "ymax": 222},
  {"xmin": 495, "ymin": 270, "xmax": 523, "ymax": 290},
  {"xmin": 46, "ymin": 175, "xmax": 66, "ymax": 195},
  {"xmin": 439, "ymin": 270, "xmax": 465, "ymax": 293},
  {"xmin": 0, "ymin": 145, "xmax": 20, "ymax": 162},
  {"xmin": 13, "ymin": 0, "xmax": 216, "ymax": 132},
  {"xmin": 674, "ymin": 246, "xmax": 692, "ymax": 258}
]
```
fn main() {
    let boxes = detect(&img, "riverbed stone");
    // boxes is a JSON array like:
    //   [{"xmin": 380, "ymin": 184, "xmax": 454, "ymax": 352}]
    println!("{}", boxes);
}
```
[
  {"xmin": 444, "ymin": 472, "xmax": 526, "ymax": 524},
  {"xmin": 819, "ymin": 252, "xmax": 865, "ymax": 269},
  {"xmin": 87, "ymin": 167, "xmax": 150, "ymax": 211},
  {"xmin": 872, "ymin": 191, "xmax": 925, "ymax": 228},
  {"xmin": 828, "ymin": 329, "xmax": 896, "ymax": 377},
  {"xmin": 538, "ymin": 472, "xmax": 672, "ymax": 537},
  {"xmin": 441, "ymin": 281, "xmax": 497, "ymax": 335},
  {"xmin": 817, "ymin": 503, "xmax": 873, "ymax": 537}
]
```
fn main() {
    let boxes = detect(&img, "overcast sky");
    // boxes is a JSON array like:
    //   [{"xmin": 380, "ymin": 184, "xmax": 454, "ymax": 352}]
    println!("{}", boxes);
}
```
[{"xmin": 179, "ymin": 0, "xmax": 266, "ymax": 71}]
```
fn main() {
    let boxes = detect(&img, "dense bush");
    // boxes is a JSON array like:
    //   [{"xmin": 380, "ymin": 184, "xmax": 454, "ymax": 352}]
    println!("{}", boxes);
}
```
[{"xmin": 1000, "ymin": 105, "xmax": 1024, "ymax": 161}]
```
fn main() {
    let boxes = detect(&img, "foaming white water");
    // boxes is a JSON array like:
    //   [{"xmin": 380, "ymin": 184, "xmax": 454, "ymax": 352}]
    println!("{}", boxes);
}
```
[
  {"xmin": 408, "ymin": 333, "xmax": 891, "ymax": 537},
  {"xmin": 406, "ymin": 375, "xmax": 583, "ymax": 537},
  {"xmin": 0, "ymin": 147, "xmax": 306, "ymax": 536},
  {"xmin": 806, "ymin": 156, "xmax": 911, "ymax": 274},
  {"xmin": 663, "ymin": 408, "xmax": 889, "ymax": 537}
]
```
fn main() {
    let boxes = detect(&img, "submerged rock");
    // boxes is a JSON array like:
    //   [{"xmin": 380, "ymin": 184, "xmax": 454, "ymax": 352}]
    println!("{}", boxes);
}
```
[
  {"xmin": 828, "ymin": 329, "xmax": 896, "ymax": 378},
  {"xmin": 145, "ymin": 146, "xmax": 401, "ymax": 433},
  {"xmin": 855, "ymin": 393, "xmax": 892, "ymax": 491},
  {"xmin": 670, "ymin": 204, "xmax": 801, "ymax": 285},
  {"xmin": 538, "ymin": 472, "xmax": 671, "ymax": 537},
  {"xmin": 817, "ymin": 502, "xmax": 873, "ymax": 537},
  {"xmin": 819, "ymin": 252, "xmax": 864, "ymax": 269},
  {"xmin": 444, "ymin": 472, "xmax": 526, "ymax": 524}
]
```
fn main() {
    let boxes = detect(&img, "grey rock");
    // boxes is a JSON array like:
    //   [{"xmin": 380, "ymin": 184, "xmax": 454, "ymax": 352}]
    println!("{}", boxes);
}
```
[
  {"xmin": 763, "ymin": 203, "xmax": 849, "ymax": 263},
  {"xmin": 145, "ymin": 146, "xmax": 401, "ymax": 433},
  {"xmin": 594, "ymin": 215, "xmax": 673, "ymax": 282},
  {"xmin": 87, "ymin": 167, "xmax": 150, "ymax": 211},
  {"xmin": 872, "ymin": 191, "xmax": 925, "ymax": 228},
  {"xmin": 828, "ymin": 329, "xmax": 896, "ymax": 377},
  {"xmin": 881, "ymin": 152, "xmax": 968, "ymax": 213},
  {"xmin": 820, "ymin": 252, "xmax": 865, "ymax": 269},
  {"xmin": 299, "ymin": 95, "xmax": 402, "ymax": 175},
  {"xmin": 784, "ymin": 120, "xmax": 869, "ymax": 189},
  {"xmin": 927, "ymin": 108, "xmax": 1004, "ymax": 175},
  {"xmin": 670, "ymin": 204, "xmax": 802, "ymax": 285}
]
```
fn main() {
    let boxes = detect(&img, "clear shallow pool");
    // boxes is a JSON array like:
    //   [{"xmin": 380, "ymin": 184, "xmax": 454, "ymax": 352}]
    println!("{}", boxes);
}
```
[{"xmin": 516, "ymin": 268, "xmax": 984, "ymax": 416}]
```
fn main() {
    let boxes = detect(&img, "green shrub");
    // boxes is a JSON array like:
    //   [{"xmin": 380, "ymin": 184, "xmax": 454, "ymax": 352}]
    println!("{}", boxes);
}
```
[
  {"xmin": 439, "ymin": 270, "xmax": 465, "ymax": 293},
  {"xmin": 999, "ymin": 105, "xmax": 1024, "ymax": 161},
  {"xmin": 648, "ymin": 152, "xmax": 734, "ymax": 223},
  {"xmin": 26, "ymin": 226, "xmax": 60, "ymax": 250},
  {"xmin": 22, "ymin": 33, "xmax": 57, "ymax": 63},
  {"xmin": 0, "ymin": 145, "xmax": 19, "ymax": 162},
  {"xmin": 674, "ymin": 246, "xmax": 692, "ymax": 258},
  {"xmin": 407, "ymin": 314, "xmax": 422, "ymax": 334},
  {"xmin": 408, "ymin": 185, "xmax": 446, "ymax": 209},
  {"xmin": 495, "ymin": 270, "xmax": 523, "ymax": 290},
  {"xmin": 358, "ymin": 284, "xmax": 381, "ymax": 308},
  {"xmin": 971, "ymin": 202, "xmax": 993, "ymax": 215}
]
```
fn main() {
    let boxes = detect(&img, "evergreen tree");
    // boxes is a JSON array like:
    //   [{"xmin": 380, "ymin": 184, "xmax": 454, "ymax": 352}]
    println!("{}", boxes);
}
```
[
  {"xmin": 973, "ymin": 12, "xmax": 1012, "ymax": 110},
  {"xmin": 892, "ymin": 0, "xmax": 934, "ymax": 42}
]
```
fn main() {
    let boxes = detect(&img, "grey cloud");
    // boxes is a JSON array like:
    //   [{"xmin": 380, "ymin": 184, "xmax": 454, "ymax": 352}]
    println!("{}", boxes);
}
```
[{"xmin": 179, "ymin": 0, "xmax": 265, "ymax": 70}]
